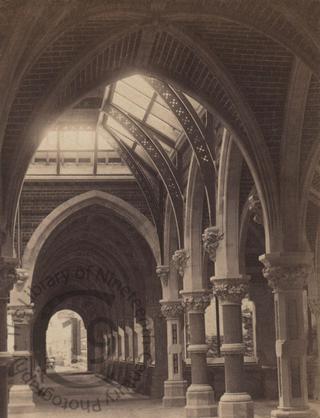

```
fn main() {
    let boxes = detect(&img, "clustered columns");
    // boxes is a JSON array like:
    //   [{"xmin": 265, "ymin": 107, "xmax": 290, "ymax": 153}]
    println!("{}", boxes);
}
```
[
  {"xmin": 0, "ymin": 257, "xmax": 18, "ymax": 418},
  {"xmin": 181, "ymin": 290, "xmax": 217, "ymax": 418},
  {"xmin": 157, "ymin": 265, "xmax": 187, "ymax": 407},
  {"xmin": 212, "ymin": 277, "xmax": 254, "ymax": 418},
  {"xmin": 203, "ymin": 226, "xmax": 253, "ymax": 418},
  {"xmin": 260, "ymin": 253, "xmax": 314, "ymax": 418}
]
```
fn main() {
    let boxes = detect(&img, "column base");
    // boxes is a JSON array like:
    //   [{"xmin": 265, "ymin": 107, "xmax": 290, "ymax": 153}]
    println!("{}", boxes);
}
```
[
  {"xmin": 9, "ymin": 384, "xmax": 35, "ymax": 414},
  {"xmin": 219, "ymin": 393, "xmax": 254, "ymax": 418},
  {"xmin": 163, "ymin": 380, "xmax": 187, "ymax": 407},
  {"xmin": 270, "ymin": 407, "xmax": 318, "ymax": 418},
  {"xmin": 185, "ymin": 384, "xmax": 217, "ymax": 418}
]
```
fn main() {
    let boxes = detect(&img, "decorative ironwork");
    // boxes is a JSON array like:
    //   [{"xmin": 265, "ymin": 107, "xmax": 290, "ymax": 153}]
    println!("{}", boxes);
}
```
[
  {"xmin": 146, "ymin": 77, "xmax": 216, "ymax": 224},
  {"xmin": 104, "ymin": 103, "xmax": 183, "ymax": 246},
  {"xmin": 103, "ymin": 124, "xmax": 163, "ymax": 250}
]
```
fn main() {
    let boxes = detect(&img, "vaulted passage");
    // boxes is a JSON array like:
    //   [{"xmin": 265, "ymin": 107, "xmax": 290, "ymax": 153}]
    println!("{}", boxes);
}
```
[{"xmin": 2, "ymin": 3, "xmax": 320, "ymax": 418}]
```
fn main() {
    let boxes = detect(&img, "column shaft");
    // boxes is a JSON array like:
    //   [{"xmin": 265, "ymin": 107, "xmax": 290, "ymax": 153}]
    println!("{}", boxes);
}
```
[
  {"xmin": 260, "ymin": 252, "xmax": 315, "ymax": 418},
  {"xmin": 181, "ymin": 290, "xmax": 217, "ymax": 418},
  {"xmin": 0, "ymin": 257, "xmax": 18, "ymax": 418},
  {"xmin": 212, "ymin": 276, "xmax": 253, "ymax": 418},
  {"xmin": 160, "ymin": 299, "xmax": 187, "ymax": 407}
]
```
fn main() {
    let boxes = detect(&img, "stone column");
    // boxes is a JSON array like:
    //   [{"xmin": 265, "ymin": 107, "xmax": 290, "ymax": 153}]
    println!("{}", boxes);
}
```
[
  {"xmin": 8, "ymin": 303, "xmax": 35, "ymax": 411},
  {"xmin": 260, "ymin": 252, "xmax": 315, "ymax": 418},
  {"xmin": 147, "ymin": 303, "xmax": 168, "ymax": 398},
  {"xmin": 160, "ymin": 299, "xmax": 187, "ymax": 407},
  {"xmin": 308, "ymin": 298, "xmax": 320, "ymax": 400},
  {"xmin": 0, "ymin": 257, "xmax": 17, "ymax": 418},
  {"xmin": 181, "ymin": 290, "xmax": 217, "ymax": 418},
  {"xmin": 212, "ymin": 276, "xmax": 254, "ymax": 418}
]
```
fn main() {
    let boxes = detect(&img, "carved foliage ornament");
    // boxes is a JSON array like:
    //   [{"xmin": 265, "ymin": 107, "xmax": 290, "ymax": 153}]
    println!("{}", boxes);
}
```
[
  {"xmin": 212, "ymin": 278, "xmax": 249, "ymax": 304},
  {"xmin": 248, "ymin": 190, "xmax": 263, "ymax": 225},
  {"xmin": 156, "ymin": 265, "xmax": 170, "ymax": 287},
  {"xmin": 172, "ymin": 249, "xmax": 189, "ymax": 277},
  {"xmin": 15, "ymin": 268, "xmax": 29, "ymax": 291},
  {"xmin": 160, "ymin": 301, "xmax": 184, "ymax": 319},
  {"xmin": 262, "ymin": 265, "xmax": 310, "ymax": 291},
  {"xmin": 202, "ymin": 227, "xmax": 224, "ymax": 262},
  {"xmin": 182, "ymin": 292, "xmax": 211, "ymax": 313},
  {"xmin": 0, "ymin": 258, "xmax": 18, "ymax": 294}
]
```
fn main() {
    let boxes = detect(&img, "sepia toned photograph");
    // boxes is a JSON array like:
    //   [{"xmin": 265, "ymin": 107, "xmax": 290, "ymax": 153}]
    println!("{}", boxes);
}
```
[{"xmin": 1, "ymin": 1, "xmax": 320, "ymax": 417}]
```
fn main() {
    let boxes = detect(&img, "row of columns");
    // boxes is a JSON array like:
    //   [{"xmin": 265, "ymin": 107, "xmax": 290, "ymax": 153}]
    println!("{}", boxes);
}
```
[
  {"xmin": 157, "ymin": 249, "xmax": 315, "ymax": 418},
  {"xmin": 0, "ymin": 249, "xmax": 316, "ymax": 418}
]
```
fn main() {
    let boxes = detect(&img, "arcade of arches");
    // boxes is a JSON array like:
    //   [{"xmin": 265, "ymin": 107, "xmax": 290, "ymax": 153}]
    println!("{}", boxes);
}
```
[{"xmin": 2, "ymin": 2, "xmax": 320, "ymax": 418}]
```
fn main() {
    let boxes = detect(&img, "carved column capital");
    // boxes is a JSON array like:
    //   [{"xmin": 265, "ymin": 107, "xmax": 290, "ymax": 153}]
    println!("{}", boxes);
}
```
[
  {"xmin": 248, "ymin": 189, "xmax": 263, "ymax": 225},
  {"xmin": 172, "ymin": 249, "xmax": 189, "ymax": 277},
  {"xmin": 156, "ymin": 265, "xmax": 169, "ymax": 287},
  {"xmin": 262, "ymin": 265, "xmax": 310, "ymax": 291},
  {"xmin": 0, "ymin": 257, "xmax": 18, "ymax": 296},
  {"xmin": 211, "ymin": 277, "xmax": 249, "ymax": 304},
  {"xmin": 202, "ymin": 226, "xmax": 224, "ymax": 262},
  {"xmin": 180, "ymin": 290, "xmax": 211, "ymax": 313},
  {"xmin": 160, "ymin": 299, "xmax": 184, "ymax": 319},
  {"xmin": 260, "ymin": 253, "xmax": 312, "ymax": 291}
]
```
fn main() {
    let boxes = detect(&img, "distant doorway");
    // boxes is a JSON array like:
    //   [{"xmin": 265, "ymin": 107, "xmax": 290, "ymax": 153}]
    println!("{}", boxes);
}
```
[{"xmin": 46, "ymin": 310, "xmax": 87, "ymax": 373}]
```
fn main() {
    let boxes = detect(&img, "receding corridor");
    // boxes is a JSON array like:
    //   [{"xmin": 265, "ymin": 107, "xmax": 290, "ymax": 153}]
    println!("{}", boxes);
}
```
[{"xmin": 9, "ymin": 371, "xmax": 320, "ymax": 418}]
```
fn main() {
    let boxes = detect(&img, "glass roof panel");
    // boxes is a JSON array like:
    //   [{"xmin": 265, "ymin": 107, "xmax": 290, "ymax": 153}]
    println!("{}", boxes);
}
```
[
  {"xmin": 121, "ymin": 75, "xmax": 155, "ymax": 99},
  {"xmin": 116, "ymin": 80, "xmax": 151, "ymax": 109},
  {"xmin": 145, "ymin": 113, "xmax": 181, "ymax": 141},
  {"xmin": 112, "ymin": 92, "xmax": 146, "ymax": 120}
]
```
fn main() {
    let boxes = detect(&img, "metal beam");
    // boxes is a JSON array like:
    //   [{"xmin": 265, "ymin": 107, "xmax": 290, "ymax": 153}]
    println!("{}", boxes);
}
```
[
  {"xmin": 103, "ymin": 124, "xmax": 164, "ymax": 259},
  {"xmin": 129, "ymin": 113, "xmax": 176, "ymax": 150},
  {"xmin": 103, "ymin": 102, "xmax": 184, "ymax": 247},
  {"xmin": 145, "ymin": 77, "xmax": 216, "ymax": 225}
]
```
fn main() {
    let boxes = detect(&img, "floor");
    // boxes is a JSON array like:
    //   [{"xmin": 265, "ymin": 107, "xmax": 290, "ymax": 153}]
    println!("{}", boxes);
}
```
[{"xmin": 8, "ymin": 372, "xmax": 320, "ymax": 418}]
